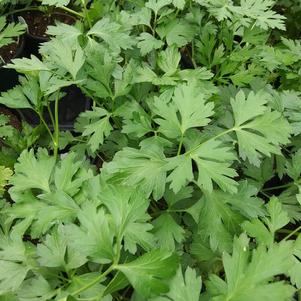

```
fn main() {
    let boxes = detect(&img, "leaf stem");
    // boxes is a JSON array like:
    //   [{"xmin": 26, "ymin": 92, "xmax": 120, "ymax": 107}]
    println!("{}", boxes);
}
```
[
  {"xmin": 177, "ymin": 134, "xmax": 184, "ymax": 156},
  {"xmin": 53, "ymin": 91, "xmax": 60, "ymax": 160},
  {"xmin": 71, "ymin": 264, "xmax": 115, "ymax": 296},
  {"xmin": 47, "ymin": 103, "xmax": 55, "ymax": 129},
  {"xmin": 185, "ymin": 127, "xmax": 235, "ymax": 156},
  {"xmin": 80, "ymin": 0, "xmax": 92, "ymax": 29},
  {"xmin": 38, "ymin": 112, "xmax": 54, "ymax": 142},
  {"xmin": 282, "ymin": 225, "xmax": 301, "ymax": 241},
  {"xmin": 59, "ymin": 6, "xmax": 84, "ymax": 19},
  {"xmin": 262, "ymin": 183, "xmax": 295, "ymax": 192}
]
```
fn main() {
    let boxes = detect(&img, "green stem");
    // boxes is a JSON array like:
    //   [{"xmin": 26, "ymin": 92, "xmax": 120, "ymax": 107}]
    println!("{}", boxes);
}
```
[
  {"xmin": 282, "ymin": 225, "xmax": 301, "ymax": 241},
  {"xmin": 277, "ymin": 229, "xmax": 298, "ymax": 235},
  {"xmin": 47, "ymin": 103, "xmax": 55, "ymax": 129},
  {"xmin": 185, "ymin": 127, "xmax": 235, "ymax": 157},
  {"xmin": 39, "ymin": 112, "xmax": 54, "ymax": 142},
  {"xmin": 71, "ymin": 232, "xmax": 122, "ymax": 296},
  {"xmin": 71, "ymin": 265, "xmax": 115, "ymax": 296},
  {"xmin": 4, "ymin": 6, "xmax": 41, "ymax": 17},
  {"xmin": 177, "ymin": 134, "xmax": 184, "ymax": 156},
  {"xmin": 261, "ymin": 182, "xmax": 294, "ymax": 192},
  {"xmin": 59, "ymin": 6, "xmax": 84, "ymax": 19},
  {"xmin": 53, "ymin": 92, "xmax": 60, "ymax": 160},
  {"xmin": 81, "ymin": 0, "xmax": 92, "ymax": 28}
]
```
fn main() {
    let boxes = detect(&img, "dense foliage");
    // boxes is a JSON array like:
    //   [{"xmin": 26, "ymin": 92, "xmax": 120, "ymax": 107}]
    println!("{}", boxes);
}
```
[{"xmin": 0, "ymin": 0, "xmax": 301, "ymax": 300}]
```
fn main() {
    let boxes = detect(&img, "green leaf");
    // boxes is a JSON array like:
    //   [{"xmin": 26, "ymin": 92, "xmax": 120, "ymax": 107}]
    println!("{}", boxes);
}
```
[
  {"xmin": 8, "ymin": 191, "xmax": 80, "ymax": 237},
  {"xmin": 0, "ymin": 166, "xmax": 12, "ymax": 195},
  {"xmin": 106, "ymin": 143, "xmax": 167, "ymax": 200},
  {"xmin": 157, "ymin": 47, "xmax": 181, "ymax": 75},
  {"xmin": 6, "ymin": 55, "xmax": 49, "ymax": 72},
  {"xmin": 207, "ymin": 234, "xmax": 295, "ymax": 301},
  {"xmin": 231, "ymin": 0, "xmax": 286, "ymax": 30},
  {"xmin": 76, "ymin": 108, "xmax": 113, "ymax": 153},
  {"xmin": 196, "ymin": 190, "xmax": 244, "ymax": 252},
  {"xmin": 9, "ymin": 149, "xmax": 56, "ymax": 193},
  {"xmin": 264, "ymin": 196, "xmax": 290, "ymax": 235},
  {"xmin": 137, "ymin": 33, "xmax": 164, "ymax": 55},
  {"xmin": 172, "ymin": 0, "xmax": 185, "ymax": 10},
  {"xmin": 37, "ymin": 224, "xmax": 86, "ymax": 270},
  {"xmin": 155, "ymin": 267, "xmax": 202, "ymax": 301},
  {"xmin": 231, "ymin": 90, "xmax": 291, "ymax": 166},
  {"xmin": 243, "ymin": 197, "xmax": 289, "ymax": 245},
  {"xmin": 116, "ymin": 249, "xmax": 178, "ymax": 298},
  {"xmin": 157, "ymin": 19, "xmax": 196, "ymax": 47},
  {"xmin": 153, "ymin": 83, "xmax": 214, "ymax": 138},
  {"xmin": 0, "ymin": 17, "xmax": 26, "ymax": 48},
  {"xmin": 0, "ymin": 76, "xmax": 40, "ymax": 109},
  {"xmin": 64, "ymin": 203, "xmax": 114, "ymax": 264},
  {"xmin": 145, "ymin": 0, "xmax": 172, "ymax": 14},
  {"xmin": 286, "ymin": 150, "xmax": 301, "ymax": 181},
  {"xmin": 16, "ymin": 276, "xmax": 54, "ymax": 301},
  {"xmin": 0, "ymin": 261, "xmax": 30, "ymax": 293},
  {"xmin": 54, "ymin": 152, "xmax": 92, "ymax": 196},
  {"xmin": 41, "ymin": 0, "xmax": 70, "ymax": 7},
  {"xmin": 100, "ymin": 185, "xmax": 154, "ymax": 253},
  {"xmin": 191, "ymin": 140, "xmax": 238, "ymax": 193},
  {"xmin": 47, "ymin": 23, "xmax": 82, "ymax": 45},
  {"xmin": 152, "ymin": 213, "xmax": 185, "ymax": 251},
  {"xmin": 282, "ymin": 91, "xmax": 301, "ymax": 136},
  {"xmin": 165, "ymin": 155, "xmax": 193, "ymax": 193},
  {"xmin": 87, "ymin": 18, "xmax": 135, "ymax": 52},
  {"xmin": 43, "ymin": 39, "xmax": 85, "ymax": 79}
]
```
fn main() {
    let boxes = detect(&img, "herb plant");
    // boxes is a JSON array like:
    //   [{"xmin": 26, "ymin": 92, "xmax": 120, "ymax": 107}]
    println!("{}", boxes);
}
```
[{"xmin": 0, "ymin": 0, "xmax": 301, "ymax": 300}]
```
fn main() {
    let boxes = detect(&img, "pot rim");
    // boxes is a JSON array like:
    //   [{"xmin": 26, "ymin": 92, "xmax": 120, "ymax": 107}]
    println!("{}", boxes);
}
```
[
  {"xmin": 19, "ymin": 10, "xmax": 77, "ymax": 41},
  {"xmin": 0, "ymin": 34, "xmax": 25, "ymax": 68}
]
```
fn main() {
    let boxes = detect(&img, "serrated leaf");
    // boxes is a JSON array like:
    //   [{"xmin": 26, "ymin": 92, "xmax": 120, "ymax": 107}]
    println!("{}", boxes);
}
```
[
  {"xmin": 54, "ymin": 152, "xmax": 92, "ymax": 196},
  {"xmin": 37, "ymin": 224, "xmax": 86, "ymax": 270},
  {"xmin": 9, "ymin": 149, "xmax": 56, "ymax": 193},
  {"xmin": 0, "ymin": 76, "xmax": 40, "ymax": 109},
  {"xmin": 6, "ymin": 55, "xmax": 49, "ymax": 72},
  {"xmin": 152, "ymin": 213, "xmax": 185, "ymax": 251},
  {"xmin": 172, "ymin": 0, "xmax": 185, "ymax": 9},
  {"xmin": 100, "ymin": 185, "xmax": 154, "ymax": 254},
  {"xmin": 207, "ymin": 234, "xmax": 295, "ymax": 301},
  {"xmin": 243, "ymin": 197, "xmax": 289, "ymax": 245},
  {"xmin": 87, "ymin": 18, "xmax": 135, "ymax": 52},
  {"xmin": 0, "ymin": 17, "xmax": 26, "ymax": 48},
  {"xmin": 106, "ymin": 143, "xmax": 167, "ymax": 200},
  {"xmin": 156, "ymin": 267, "xmax": 202, "ymax": 301},
  {"xmin": 153, "ymin": 83, "xmax": 214, "ymax": 138},
  {"xmin": 137, "ymin": 33, "xmax": 164, "ymax": 55},
  {"xmin": 116, "ymin": 249, "xmax": 178, "ymax": 298},
  {"xmin": 146, "ymin": 0, "xmax": 172, "ymax": 14},
  {"xmin": 0, "ymin": 261, "xmax": 30, "ymax": 293},
  {"xmin": 64, "ymin": 203, "xmax": 114, "ymax": 264},
  {"xmin": 157, "ymin": 47, "xmax": 181, "ymax": 75},
  {"xmin": 157, "ymin": 19, "xmax": 196, "ymax": 47},
  {"xmin": 44, "ymin": 39, "xmax": 85, "ymax": 79},
  {"xmin": 231, "ymin": 90, "xmax": 291, "ymax": 166},
  {"xmin": 76, "ymin": 108, "xmax": 113, "ymax": 153}
]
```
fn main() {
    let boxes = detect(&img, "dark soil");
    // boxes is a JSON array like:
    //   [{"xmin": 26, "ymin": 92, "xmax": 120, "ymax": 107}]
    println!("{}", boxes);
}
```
[
  {"xmin": 0, "ymin": 106, "xmax": 21, "ymax": 130},
  {"xmin": 19, "ymin": 85, "xmax": 90, "ymax": 129},
  {"xmin": 20, "ymin": 10, "xmax": 76, "ymax": 39},
  {"xmin": 0, "ymin": 41, "xmax": 19, "ymax": 65}
]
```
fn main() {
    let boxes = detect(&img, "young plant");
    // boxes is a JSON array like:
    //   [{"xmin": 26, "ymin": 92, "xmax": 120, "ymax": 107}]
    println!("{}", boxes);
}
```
[{"xmin": 1, "ymin": 1, "xmax": 301, "ymax": 300}]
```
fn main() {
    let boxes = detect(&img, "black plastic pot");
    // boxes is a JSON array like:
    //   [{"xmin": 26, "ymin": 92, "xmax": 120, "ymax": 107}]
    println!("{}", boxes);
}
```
[
  {"xmin": 18, "ymin": 85, "xmax": 91, "ymax": 130},
  {"xmin": 0, "ymin": 37, "xmax": 25, "ymax": 92},
  {"xmin": 19, "ymin": 10, "xmax": 76, "ymax": 58}
]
